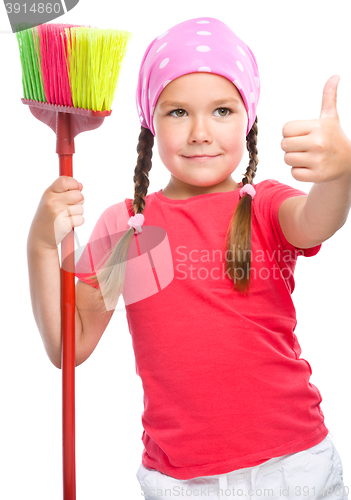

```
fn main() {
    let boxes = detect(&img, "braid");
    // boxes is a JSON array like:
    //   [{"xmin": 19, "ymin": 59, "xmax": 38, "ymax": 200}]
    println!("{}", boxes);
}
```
[
  {"xmin": 132, "ymin": 126, "xmax": 154, "ymax": 215},
  {"xmin": 243, "ymin": 115, "xmax": 258, "ymax": 187},
  {"xmin": 225, "ymin": 115, "xmax": 259, "ymax": 295}
]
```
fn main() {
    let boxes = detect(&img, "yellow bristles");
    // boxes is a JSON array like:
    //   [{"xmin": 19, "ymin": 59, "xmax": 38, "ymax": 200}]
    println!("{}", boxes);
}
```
[{"xmin": 65, "ymin": 27, "xmax": 132, "ymax": 112}]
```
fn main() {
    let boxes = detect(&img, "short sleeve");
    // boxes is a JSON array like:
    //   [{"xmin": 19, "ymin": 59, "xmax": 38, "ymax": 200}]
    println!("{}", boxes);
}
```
[
  {"xmin": 254, "ymin": 179, "xmax": 322, "ymax": 258},
  {"xmin": 75, "ymin": 200, "xmax": 131, "ymax": 288}
]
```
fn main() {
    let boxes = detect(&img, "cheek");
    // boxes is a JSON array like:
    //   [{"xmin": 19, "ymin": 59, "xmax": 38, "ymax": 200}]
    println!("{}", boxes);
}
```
[
  {"xmin": 221, "ymin": 117, "xmax": 246, "ymax": 143},
  {"xmin": 158, "ymin": 130, "xmax": 181, "ymax": 156},
  {"xmin": 221, "ymin": 130, "xmax": 246, "ymax": 154}
]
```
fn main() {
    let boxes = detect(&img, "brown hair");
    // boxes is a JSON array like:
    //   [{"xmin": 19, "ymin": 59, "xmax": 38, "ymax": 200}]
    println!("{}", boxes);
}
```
[
  {"xmin": 86, "ymin": 115, "xmax": 258, "ymax": 303},
  {"xmin": 224, "ymin": 114, "xmax": 258, "ymax": 295}
]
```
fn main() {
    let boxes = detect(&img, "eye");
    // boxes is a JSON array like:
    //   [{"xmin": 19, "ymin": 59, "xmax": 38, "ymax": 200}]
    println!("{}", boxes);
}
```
[
  {"xmin": 169, "ymin": 109, "xmax": 187, "ymax": 118},
  {"xmin": 214, "ymin": 107, "xmax": 232, "ymax": 117}
]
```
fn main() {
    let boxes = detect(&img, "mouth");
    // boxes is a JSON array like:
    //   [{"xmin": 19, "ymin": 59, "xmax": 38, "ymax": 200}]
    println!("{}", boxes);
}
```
[{"xmin": 184, "ymin": 154, "xmax": 221, "ymax": 160}]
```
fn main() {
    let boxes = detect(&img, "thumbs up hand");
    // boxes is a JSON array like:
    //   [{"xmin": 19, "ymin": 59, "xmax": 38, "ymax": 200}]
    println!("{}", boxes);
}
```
[{"xmin": 281, "ymin": 75, "xmax": 351, "ymax": 184}]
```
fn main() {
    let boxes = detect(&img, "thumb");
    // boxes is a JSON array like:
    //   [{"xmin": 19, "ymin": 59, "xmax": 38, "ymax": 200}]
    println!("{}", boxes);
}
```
[{"xmin": 319, "ymin": 75, "xmax": 340, "ymax": 120}]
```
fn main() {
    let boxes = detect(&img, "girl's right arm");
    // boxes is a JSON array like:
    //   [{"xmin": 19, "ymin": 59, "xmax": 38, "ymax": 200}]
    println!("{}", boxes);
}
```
[
  {"xmin": 27, "ymin": 176, "xmax": 86, "ymax": 369},
  {"xmin": 27, "ymin": 238, "xmax": 84, "ymax": 368}
]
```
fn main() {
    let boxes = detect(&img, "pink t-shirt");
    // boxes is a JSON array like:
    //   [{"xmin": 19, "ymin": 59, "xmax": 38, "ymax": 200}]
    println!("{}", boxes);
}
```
[{"xmin": 75, "ymin": 179, "xmax": 328, "ymax": 480}]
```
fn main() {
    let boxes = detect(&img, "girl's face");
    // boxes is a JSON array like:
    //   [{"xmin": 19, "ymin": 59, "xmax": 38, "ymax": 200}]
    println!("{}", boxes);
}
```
[{"xmin": 153, "ymin": 72, "xmax": 248, "ymax": 196}]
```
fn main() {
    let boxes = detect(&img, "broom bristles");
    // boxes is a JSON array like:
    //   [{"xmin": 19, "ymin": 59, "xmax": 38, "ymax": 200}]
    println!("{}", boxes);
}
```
[
  {"xmin": 16, "ymin": 23, "xmax": 132, "ymax": 112},
  {"xmin": 16, "ymin": 27, "xmax": 46, "ymax": 102}
]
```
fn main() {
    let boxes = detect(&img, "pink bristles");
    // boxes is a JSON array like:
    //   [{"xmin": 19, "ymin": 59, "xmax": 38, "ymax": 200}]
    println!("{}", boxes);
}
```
[{"xmin": 36, "ymin": 24, "xmax": 80, "ymax": 107}]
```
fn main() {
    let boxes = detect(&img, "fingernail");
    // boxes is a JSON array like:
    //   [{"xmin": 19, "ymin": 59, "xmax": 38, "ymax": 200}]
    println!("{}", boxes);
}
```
[{"xmin": 79, "ymin": 182, "xmax": 83, "ymax": 191}]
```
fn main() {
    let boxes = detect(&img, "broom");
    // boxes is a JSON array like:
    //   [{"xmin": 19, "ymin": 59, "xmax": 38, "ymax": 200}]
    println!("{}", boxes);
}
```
[{"xmin": 15, "ymin": 22, "xmax": 132, "ymax": 500}]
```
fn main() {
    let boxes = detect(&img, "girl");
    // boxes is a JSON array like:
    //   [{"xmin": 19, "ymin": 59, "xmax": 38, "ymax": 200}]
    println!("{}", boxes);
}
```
[{"xmin": 27, "ymin": 16, "xmax": 350, "ymax": 500}]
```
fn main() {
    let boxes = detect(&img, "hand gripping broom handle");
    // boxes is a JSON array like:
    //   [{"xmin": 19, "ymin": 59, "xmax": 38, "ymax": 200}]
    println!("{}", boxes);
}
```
[{"xmin": 57, "ymin": 111, "xmax": 76, "ymax": 500}]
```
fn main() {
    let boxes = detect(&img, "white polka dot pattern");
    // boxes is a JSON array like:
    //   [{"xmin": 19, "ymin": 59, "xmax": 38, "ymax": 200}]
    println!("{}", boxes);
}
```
[
  {"xmin": 157, "ymin": 31, "xmax": 169, "ymax": 40},
  {"xmin": 136, "ymin": 17, "xmax": 260, "ymax": 137},
  {"xmin": 159, "ymin": 58, "xmax": 169, "ymax": 69},
  {"xmin": 236, "ymin": 60, "xmax": 244, "ymax": 72},
  {"xmin": 156, "ymin": 42, "xmax": 167, "ymax": 52},
  {"xmin": 234, "ymin": 79, "xmax": 242, "ymax": 89}
]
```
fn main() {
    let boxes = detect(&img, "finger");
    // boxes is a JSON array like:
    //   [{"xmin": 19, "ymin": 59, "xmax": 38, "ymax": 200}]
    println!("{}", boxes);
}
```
[
  {"xmin": 66, "ymin": 204, "xmax": 84, "ymax": 214},
  {"xmin": 320, "ymin": 75, "xmax": 340, "ymax": 120},
  {"xmin": 284, "ymin": 151, "xmax": 312, "ymax": 167},
  {"xmin": 63, "ymin": 190, "xmax": 84, "ymax": 205},
  {"xmin": 66, "ymin": 205, "xmax": 85, "ymax": 227},
  {"xmin": 282, "ymin": 120, "xmax": 318, "ymax": 138},
  {"xmin": 51, "ymin": 176, "xmax": 82, "ymax": 193},
  {"xmin": 54, "ymin": 207, "xmax": 85, "ymax": 245},
  {"xmin": 66, "ymin": 207, "xmax": 75, "ymax": 230},
  {"xmin": 281, "ymin": 135, "xmax": 310, "ymax": 153},
  {"xmin": 290, "ymin": 166, "xmax": 316, "ymax": 183}
]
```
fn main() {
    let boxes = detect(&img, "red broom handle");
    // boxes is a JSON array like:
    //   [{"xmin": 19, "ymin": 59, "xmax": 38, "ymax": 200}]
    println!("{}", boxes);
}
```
[{"xmin": 57, "ymin": 112, "xmax": 76, "ymax": 500}]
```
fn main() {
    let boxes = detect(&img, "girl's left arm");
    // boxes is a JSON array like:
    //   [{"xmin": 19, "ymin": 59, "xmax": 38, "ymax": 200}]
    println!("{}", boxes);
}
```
[{"xmin": 279, "ymin": 75, "xmax": 351, "ymax": 248}]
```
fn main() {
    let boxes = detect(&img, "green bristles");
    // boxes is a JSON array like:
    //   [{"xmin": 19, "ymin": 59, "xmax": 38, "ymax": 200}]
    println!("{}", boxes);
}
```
[
  {"xmin": 15, "ymin": 27, "xmax": 46, "ymax": 103},
  {"xmin": 65, "ymin": 27, "xmax": 133, "ymax": 111}
]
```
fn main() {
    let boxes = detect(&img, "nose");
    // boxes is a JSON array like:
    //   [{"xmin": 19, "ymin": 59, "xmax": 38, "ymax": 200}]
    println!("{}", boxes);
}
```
[{"xmin": 187, "ymin": 116, "xmax": 213, "ymax": 144}]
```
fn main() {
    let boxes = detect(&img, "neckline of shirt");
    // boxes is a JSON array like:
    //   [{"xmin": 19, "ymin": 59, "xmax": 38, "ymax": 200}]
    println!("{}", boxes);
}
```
[{"xmin": 155, "ymin": 181, "xmax": 255, "ymax": 204}]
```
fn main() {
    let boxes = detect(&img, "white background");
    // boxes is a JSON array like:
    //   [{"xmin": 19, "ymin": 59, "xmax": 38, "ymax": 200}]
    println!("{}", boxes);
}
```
[{"xmin": 0, "ymin": 0, "xmax": 350, "ymax": 498}]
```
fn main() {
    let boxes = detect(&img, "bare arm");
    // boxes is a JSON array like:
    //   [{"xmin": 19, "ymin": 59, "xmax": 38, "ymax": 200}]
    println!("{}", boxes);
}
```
[
  {"xmin": 26, "ymin": 175, "xmax": 114, "ymax": 367},
  {"xmin": 27, "ymin": 233, "xmax": 83, "ymax": 369},
  {"xmin": 299, "ymin": 176, "xmax": 351, "ymax": 242},
  {"xmin": 278, "ymin": 176, "xmax": 351, "ymax": 249}
]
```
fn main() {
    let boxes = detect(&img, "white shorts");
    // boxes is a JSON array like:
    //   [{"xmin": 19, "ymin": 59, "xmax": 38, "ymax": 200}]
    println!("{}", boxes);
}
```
[{"xmin": 136, "ymin": 434, "xmax": 348, "ymax": 500}]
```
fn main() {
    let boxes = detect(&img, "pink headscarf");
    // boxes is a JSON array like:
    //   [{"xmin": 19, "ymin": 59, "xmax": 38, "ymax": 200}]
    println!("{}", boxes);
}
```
[{"xmin": 135, "ymin": 16, "xmax": 260, "ymax": 138}]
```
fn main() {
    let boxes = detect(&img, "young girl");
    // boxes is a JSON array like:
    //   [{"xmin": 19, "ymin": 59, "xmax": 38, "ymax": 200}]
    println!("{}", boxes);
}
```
[{"xmin": 27, "ymin": 16, "xmax": 350, "ymax": 500}]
